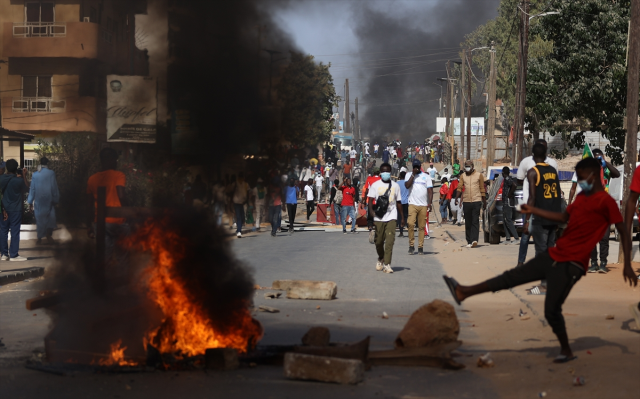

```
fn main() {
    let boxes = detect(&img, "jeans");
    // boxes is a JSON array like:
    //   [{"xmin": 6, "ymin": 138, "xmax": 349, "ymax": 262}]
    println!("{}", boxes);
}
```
[
  {"xmin": 407, "ymin": 204, "xmax": 427, "ymax": 248},
  {"xmin": 0, "ymin": 211, "xmax": 22, "ymax": 258},
  {"xmin": 518, "ymin": 233, "xmax": 531, "ymax": 264},
  {"xmin": 286, "ymin": 203, "xmax": 297, "ymax": 230},
  {"xmin": 341, "ymin": 205, "xmax": 357, "ymax": 231},
  {"xmin": 590, "ymin": 228, "xmax": 610, "ymax": 263},
  {"xmin": 531, "ymin": 224, "xmax": 556, "ymax": 256},
  {"xmin": 234, "ymin": 203, "xmax": 245, "ymax": 233},
  {"xmin": 439, "ymin": 199, "xmax": 449, "ymax": 220},
  {"xmin": 375, "ymin": 220, "xmax": 397, "ymax": 265},
  {"xmin": 398, "ymin": 203, "xmax": 409, "ymax": 234},
  {"xmin": 462, "ymin": 201, "xmax": 482, "ymax": 244},
  {"xmin": 268, "ymin": 205, "xmax": 281, "ymax": 234},
  {"xmin": 333, "ymin": 204, "xmax": 343, "ymax": 226},
  {"xmin": 502, "ymin": 203, "xmax": 519, "ymax": 240},
  {"xmin": 486, "ymin": 251, "xmax": 584, "ymax": 336},
  {"xmin": 306, "ymin": 201, "xmax": 315, "ymax": 220}
]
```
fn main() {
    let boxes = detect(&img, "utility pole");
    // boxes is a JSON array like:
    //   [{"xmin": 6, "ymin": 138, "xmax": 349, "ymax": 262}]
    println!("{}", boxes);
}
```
[
  {"xmin": 467, "ymin": 56, "xmax": 472, "ymax": 161},
  {"xmin": 345, "ymin": 79, "xmax": 350, "ymax": 134},
  {"xmin": 449, "ymin": 82, "xmax": 456, "ymax": 165},
  {"xmin": 355, "ymin": 97, "xmax": 360, "ymax": 140},
  {"xmin": 445, "ymin": 62, "xmax": 451, "ymax": 141},
  {"xmin": 460, "ymin": 49, "xmax": 466, "ymax": 162},
  {"xmin": 487, "ymin": 42, "xmax": 497, "ymax": 168},
  {"xmin": 619, "ymin": 0, "xmax": 640, "ymax": 262},
  {"xmin": 514, "ymin": 0, "xmax": 530, "ymax": 165}
]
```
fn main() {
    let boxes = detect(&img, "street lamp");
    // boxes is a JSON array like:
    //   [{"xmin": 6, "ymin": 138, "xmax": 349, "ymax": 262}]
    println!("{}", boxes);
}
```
[{"xmin": 529, "ymin": 11, "xmax": 560, "ymax": 21}]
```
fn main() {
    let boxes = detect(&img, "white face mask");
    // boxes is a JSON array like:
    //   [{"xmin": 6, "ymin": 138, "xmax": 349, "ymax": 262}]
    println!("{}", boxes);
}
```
[{"xmin": 465, "ymin": 167, "xmax": 471, "ymax": 172}]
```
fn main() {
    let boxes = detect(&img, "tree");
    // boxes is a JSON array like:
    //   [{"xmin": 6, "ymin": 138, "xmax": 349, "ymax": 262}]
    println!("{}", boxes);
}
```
[
  {"xmin": 277, "ymin": 52, "xmax": 338, "ymax": 146},
  {"xmin": 527, "ymin": 0, "xmax": 633, "ymax": 164}
]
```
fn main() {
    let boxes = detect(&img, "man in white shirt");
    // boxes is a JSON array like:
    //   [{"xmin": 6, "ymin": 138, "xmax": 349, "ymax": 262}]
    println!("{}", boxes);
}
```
[
  {"xmin": 314, "ymin": 172, "xmax": 324, "ymax": 203},
  {"xmin": 426, "ymin": 163, "xmax": 438, "ymax": 181},
  {"xmin": 374, "ymin": 143, "xmax": 380, "ymax": 156},
  {"xmin": 368, "ymin": 163, "xmax": 404, "ymax": 274},
  {"xmin": 404, "ymin": 160, "xmax": 434, "ymax": 255},
  {"xmin": 304, "ymin": 179, "xmax": 316, "ymax": 222},
  {"xmin": 349, "ymin": 149, "xmax": 357, "ymax": 166},
  {"xmin": 516, "ymin": 138, "xmax": 558, "ymax": 267},
  {"xmin": 441, "ymin": 168, "xmax": 451, "ymax": 182}
]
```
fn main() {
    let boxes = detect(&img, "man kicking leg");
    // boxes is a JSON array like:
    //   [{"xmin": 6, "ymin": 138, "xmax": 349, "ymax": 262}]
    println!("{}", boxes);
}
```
[{"xmin": 443, "ymin": 157, "xmax": 637, "ymax": 363}]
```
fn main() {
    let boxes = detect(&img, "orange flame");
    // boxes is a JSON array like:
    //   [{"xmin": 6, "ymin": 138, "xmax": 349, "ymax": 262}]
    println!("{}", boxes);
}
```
[
  {"xmin": 126, "ymin": 219, "xmax": 262, "ymax": 357},
  {"xmin": 99, "ymin": 340, "xmax": 138, "ymax": 366}
]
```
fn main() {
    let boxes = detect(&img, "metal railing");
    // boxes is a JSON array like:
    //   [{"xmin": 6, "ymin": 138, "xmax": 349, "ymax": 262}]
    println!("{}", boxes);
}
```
[
  {"xmin": 13, "ymin": 22, "xmax": 66, "ymax": 38},
  {"xmin": 12, "ymin": 97, "xmax": 66, "ymax": 113}
]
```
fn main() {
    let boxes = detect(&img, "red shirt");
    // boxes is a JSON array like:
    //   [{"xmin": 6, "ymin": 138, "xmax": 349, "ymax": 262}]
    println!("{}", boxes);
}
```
[
  {"xmin": 363, "ymin": 175, "xmax": 381, "ymax": 204},
  {"xmin": 340, "ymin": 186, "xmax": 356, "ymax": 206},
  {"xmin": 548, "ymin": 191, "xmax": 622, "ymax": 271},
  {"xmin": 630, "ymin": 165, "xmax": 640, "ymax": 193}
]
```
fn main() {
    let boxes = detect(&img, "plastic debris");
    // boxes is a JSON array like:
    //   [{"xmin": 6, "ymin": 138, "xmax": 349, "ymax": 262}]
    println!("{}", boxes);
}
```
[
  {"xmin": 477, "ymin": 353, "xmax": 494, "ymax": 368},
  {"xmin": 573, "ymin": 376, "xmax": 586, "ymax": 386},
  {"xmin": 538, "ymin": 392, "xmax": 547, "ymax": 398},
  {"xmin": 382, "ymin": 312, "xmax": 389, "ymax": 319}
]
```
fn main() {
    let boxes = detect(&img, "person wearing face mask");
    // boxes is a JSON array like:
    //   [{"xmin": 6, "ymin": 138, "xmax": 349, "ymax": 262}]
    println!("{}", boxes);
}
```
[
  {"xmin": 444, "ymin": 157, "xmax": 636, "ymax": 364},
  {"xmin": 567, "ymin": 148, "xmax": 620, "ymax": 273},
  {"xmin": 455, "ymin": 161, "xmax": 486, "ymax": 247},
  {"xmin": 368, "ymin": 163, "xmax": 404, "ymax": 273},
  {"xmin": 404, "ymin": 160, "xmax": 433, "ymax": 255}
]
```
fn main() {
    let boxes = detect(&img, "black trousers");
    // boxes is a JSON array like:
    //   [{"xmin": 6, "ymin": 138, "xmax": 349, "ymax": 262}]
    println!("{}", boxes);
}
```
[
  {"xmin": 287, "ymin": 203, "xmax": 297, "ymax": 230},
  {"xmin": 590, "ymin": 228, "xmax": 610, "ymax": 263},
  {"xmin": 306, "ymin": 201, "xmax": 315, "ymax": 220},
  {"xmin": 398, "ymin": 203, "xmax": 409, "ymax": 234},
  {"xmin": 486, "ymin": 251, "xmax": 584, "ymax": 335},
  {"xmin": 462, "ymin": 201, "xmax": 482, "ymax": 244}
]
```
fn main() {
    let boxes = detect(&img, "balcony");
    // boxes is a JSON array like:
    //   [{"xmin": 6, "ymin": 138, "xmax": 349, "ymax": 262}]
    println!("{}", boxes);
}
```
[
  {"xmin": 1, "ymin": 96, "xmax": 98, "ymax": 133},
  {"xmin": 3, "ymin": 22, "xmax": 100, "ymax": 59}
]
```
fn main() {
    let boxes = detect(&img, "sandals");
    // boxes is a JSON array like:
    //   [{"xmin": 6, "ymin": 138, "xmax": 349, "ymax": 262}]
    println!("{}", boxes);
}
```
[{"xmin": 443, "ymin": 275, "xmax": 462, "ymax": 305}]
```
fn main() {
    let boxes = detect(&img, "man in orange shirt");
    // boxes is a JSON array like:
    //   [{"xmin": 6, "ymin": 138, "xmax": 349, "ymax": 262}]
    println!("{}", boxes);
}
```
[{"xmin": 86, "ymin": 148, "xmax": 128, "ymax": 265}]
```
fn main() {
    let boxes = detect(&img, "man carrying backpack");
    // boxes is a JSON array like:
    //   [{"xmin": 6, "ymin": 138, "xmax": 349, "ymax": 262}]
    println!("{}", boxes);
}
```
[{"xmin": 368, "ymin": 163, "xmax": 403, "ymax": 273}]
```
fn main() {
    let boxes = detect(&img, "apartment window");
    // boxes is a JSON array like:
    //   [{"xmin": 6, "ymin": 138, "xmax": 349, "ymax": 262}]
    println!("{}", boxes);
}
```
[
  {"xmin": 90, "ymin": 7, "xmax": 97, "ymax": 23},
  {"xmin": 12, "ymin": 76, "xmax": 58, "ymax": 112},
  {"xmin": 21, "ymin": 2, "xmax": 62, "ymax": 37},
  {"xmin": 23, "ymin": 76, "xmax": 52, "ymax": 98},
  {"xmin": 26, "ymin": 2, "xmax": 54, "ymax": 25}
]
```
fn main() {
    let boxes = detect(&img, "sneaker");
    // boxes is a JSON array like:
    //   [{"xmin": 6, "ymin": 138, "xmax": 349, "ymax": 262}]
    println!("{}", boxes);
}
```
[
  {"xmin": 251, "ymin": 227, "xmax": 257, "ymax": 232},
  {"xmin": 465, "ymin": 244, "xmax": 472, "ymax": 248},
  {"xmin": 351, "ymin": 230, "xmax": 359, "ymax": 234},
  {"xmin": 408, "ymin": 246, "xmax": 415, "ymax": 255},
  {"xmin": 503, "ymin": 240, "xmax": 512, "ymax": 245},
  {"xmin": 471, "ymin": 241, "xmax": 478, "ymax": 248},
  {"xmin": 598, "ymin": 263, "xmax": 608, "ymax": 274},
  {"xmin": 343, "ymin": 230, "xmax": 347, "ymax": 234},
  {"xmin": 376, "ymin": 259, "xmax": 384, "ymax": 271},
  {"xmin": 417, "ymin": 247, "xmax": 424, "ymax": 255},
  {"xmin": 9, "ymin": 255, "xmax": 27, "ymax": 261},
  {"xmin": 588, "ymin": 262, "xmax": 599, "ymax": 273},
  {"xmin": 288, "ymin": 228, "xmax": 294, "ymax": 235},
  {"xmin": 236, "ymin": 232, "xmax": 242, "ymax": 238},
  {"xmin": 382, "ymin": 264, "xmax": 394, "ymax": 274},
  {"xmin": 368, "ymin": 230, "xmax": 375, "ymax": 243},
  {"xmin": 512, "ymin": 240, "xmax": 520, "ymax": 245},
  {"xmin": 0, "ymin": 254, "xmax": 9, "ymax": 261},
  {"xmin": 425, "ymin": 235, "xmax": 430, "ymax": 240},
  {"xmin": 271, "ymin": 232, "xmax": 276, "ymax": 237},
  {"xmin": 398, "ymin": 233, "xmax": 404, "ymax": 237}
]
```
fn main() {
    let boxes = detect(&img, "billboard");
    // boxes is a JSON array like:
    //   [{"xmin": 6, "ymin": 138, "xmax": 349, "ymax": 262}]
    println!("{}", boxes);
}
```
[
  {"xmin": 106, "ymin": 75, "xmax": 157, "ymax": 143},
  {"xmin": 436, "ymin": 117, "xmax": 484, "ymax": 135}
]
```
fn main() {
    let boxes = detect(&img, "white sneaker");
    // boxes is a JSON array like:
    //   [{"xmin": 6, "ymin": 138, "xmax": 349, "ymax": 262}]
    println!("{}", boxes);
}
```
[
  {"xmin": 471, "ymin": 241, "xmax": 478, "ymax": 248},
  {"xmin": 1, "ymin": 255, "xmax": 9, "ymax": 261},
  {"xmin": 376, "ymin": 259, "xmax": 384, "ymax": 271},
  {"xmin": 236, "ymin": 232, "xmax": 242, "ymax": 238},
  {"xmin": 9, "ymin": 255, "xmax": 27, "ymax": 261},
  {"xmin": 383, "ymin": 264, "xmax": 393, "ymax": 274},
  {"xmin": 465, "ymin": 244, "xmax": 472, "ymax": 248}
]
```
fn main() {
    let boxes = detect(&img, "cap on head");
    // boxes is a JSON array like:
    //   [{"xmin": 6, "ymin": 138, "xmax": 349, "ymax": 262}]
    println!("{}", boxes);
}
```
[{"xmin": 412, "ymin": 159, "xmax": 422, "ymax": 168}]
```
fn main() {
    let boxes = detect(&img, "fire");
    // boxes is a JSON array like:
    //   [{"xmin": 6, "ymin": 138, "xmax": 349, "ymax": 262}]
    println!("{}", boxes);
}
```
[
  {"xmin": 125, "ymin": 218, "xmax": 262, "ymax": 357},
  {"xmin": 99, "ymin": 340, "xmax": 138, "ymax": 366}
]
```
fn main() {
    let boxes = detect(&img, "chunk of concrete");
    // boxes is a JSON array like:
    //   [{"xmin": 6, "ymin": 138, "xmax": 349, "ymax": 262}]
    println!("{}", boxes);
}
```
[
  {"xmin": 395, "ymin": 299, "xmax": 459, "ymax": 348},
  {"xmin": 283, "ymin": 353, "xmax": 364, "ymax": 384},
  {"xmin": 301, "ymin": 327, "xmax": 330, "ymax": 347},
  {"xmin": 205, "ymin": 348, "xmax": 239, "ymax": 370},
  {"xmin": 272, "ymin": 280, "xmax": 337, "ymax": 300}
]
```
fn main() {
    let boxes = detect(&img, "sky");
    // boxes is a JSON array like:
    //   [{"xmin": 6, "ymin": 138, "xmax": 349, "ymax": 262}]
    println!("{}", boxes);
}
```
[{"xmin": 269, "ymin": 0, "xmax": 501, "ymax": 141}]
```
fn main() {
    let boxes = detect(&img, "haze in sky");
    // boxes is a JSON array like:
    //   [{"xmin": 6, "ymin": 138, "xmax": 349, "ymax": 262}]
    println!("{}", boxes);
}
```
[{"xmin": 271, "ymin": 0, "xmax": 501, "ymax": 141}]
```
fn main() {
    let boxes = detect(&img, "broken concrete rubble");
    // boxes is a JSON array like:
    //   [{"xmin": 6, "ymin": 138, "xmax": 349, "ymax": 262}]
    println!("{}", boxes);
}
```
[
  {"xmin": 301, "ymin": 327, "xmax": 330, "ymax": 346},
  {"xmin": 258, "ymin": 305, "xmax": 280, "ymax": 313},
  {"xmin": 272, "ymin": 280, "xmax": 337, "ymax": 300},
  {"xmin": 395, "ymin": 300, "xmax": 460, "ymax": 348},
  {"xmin": 283, "ymin": 353, "xmax": 364, "ymax": 384}
]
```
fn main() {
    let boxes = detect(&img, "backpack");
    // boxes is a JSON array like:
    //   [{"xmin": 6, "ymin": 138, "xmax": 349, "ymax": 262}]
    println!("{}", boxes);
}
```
[
  {"xmin": 334, "ymin": 187, "xmax": 343, "ymax": 204},
  {"xmin": 373, "ymin": 182, "xmax": 392, "ymax": 218}
]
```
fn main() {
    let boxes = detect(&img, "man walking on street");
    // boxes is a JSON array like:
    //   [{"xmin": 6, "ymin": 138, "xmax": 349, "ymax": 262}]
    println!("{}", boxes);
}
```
[
  {"xmin": 1, "ymin": 159, "xmax": 29, "ymax": 261},
  {"xmin": 455, "ymin": 160, "xmax": 486, "ymax": 248},
  {"xmin": 267, "ymin": 181, "xmax": 284, "ymax": 237},
  {"xmin": 329, "ymin": 179, "xmax": 343, "ymax": 227},
  {"xmin": 500, "ymin": 167, "xmax": 519, "ymax": 245},
  {"xmin": 350, "ymin": 148, "xmax": 357, "ymax": 166},
  {"xmin": 251, "ymin": 178, "xmax": 267, "ymax": 232},
  {"xmin": 339, "ymin": 177, "xmax": 358, "ymax": 233},
  {"xmin": 27, "ymin": 157, "xmax": 59, "ymax": 245},
  {"xmin": 369, "ymin": 163, "xmax": 404, "ymax": 273},
  {"xmin": 304, "ymin": 179, "xmax": 316, "ymax": 222},
  {"xmin": 404, "ymin": 160, "xmax": 433, "ymax": 255},
  {"xmin": 363, "ymin": 168, "xmax": 382, "ymax": 243},
  {"xmin": 230, "ymin": 173, "xmax": 250, "ymax": 238},
  {"xmin": 285, "ymin": 178, "xmax": 299, "ymax": 234},
  {"xmin": 314, "ymin": 171, "xmax": 324, "ymax": 203},
  {"xmin": 397, "ymin": 171, "xmax": 409, "ymax": 237}
]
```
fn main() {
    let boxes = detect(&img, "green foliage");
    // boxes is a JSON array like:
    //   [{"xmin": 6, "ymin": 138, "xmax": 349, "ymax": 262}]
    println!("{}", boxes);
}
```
[
  {"xmin": 277, "ymin": 52, "xmax": 338, "ymax": 146},
  {"xmin": 527, "ymin": 0, "xmax": 632, "ymax": 164}
]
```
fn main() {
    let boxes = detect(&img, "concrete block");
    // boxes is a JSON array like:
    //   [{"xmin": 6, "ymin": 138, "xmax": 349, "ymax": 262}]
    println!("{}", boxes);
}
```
[
  {"xmin": 205, "ymin": 348, "xmax": 239, "ymax": 370},
  {"xmin": 301, "ymin": 327, "xmax": 330, "ymax": 346},
  {"xmin": 272, "ymin": 280, "xmax": 337, "ymax": 300},
  {"xmin": 283, "ymin": 353, "xmax": 364, "ymax": 384}
]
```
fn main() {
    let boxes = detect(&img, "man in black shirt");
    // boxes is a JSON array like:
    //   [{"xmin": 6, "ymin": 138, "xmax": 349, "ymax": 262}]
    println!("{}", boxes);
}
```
[
  {"xmin": 0, "ymin": 159, "xmax": 29, "ymax": 261},
  {"xmin": 501, "ymin": 167, "xmax": 519, "ymax": 245}
]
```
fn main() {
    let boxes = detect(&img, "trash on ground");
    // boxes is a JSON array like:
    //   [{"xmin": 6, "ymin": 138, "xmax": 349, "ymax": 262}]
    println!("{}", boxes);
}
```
[
  {"xmin": 382, "ymin": 312, "xmax": 389, "ymax": 319},
  {"xmin": 605, "ymin": 314, "xmax": 614, "ymax": 320},
  {"xmin": 264, "ymin": 292, "xmax": 282, "ymax": 299},
  {"xmin": 258, "ymin": 305, "xmax": 280, "ymax": 313},
  {"xmin": 573, "ymin": 376, "xmax": 586, "ymax": 386},
  {"xmin": 477, "ymin": 353, "xmax": 494, "ymax": 368},
  {"xmin": 520, "ymin": 316, "xmax": 531, "ymax": 321},
  {"xmin": 519, "ymin": 309, "xmax": 527, "ymax": 317},
  {"xmin": 538, "ymin": 392, "xmax": 547, "ymax": 398}
]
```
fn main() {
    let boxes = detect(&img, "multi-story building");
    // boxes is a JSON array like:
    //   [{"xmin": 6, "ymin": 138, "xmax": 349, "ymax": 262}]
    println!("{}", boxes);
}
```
[{"xmin": 0, "ymin": 0, "xmax": 149, "ymax": 166}]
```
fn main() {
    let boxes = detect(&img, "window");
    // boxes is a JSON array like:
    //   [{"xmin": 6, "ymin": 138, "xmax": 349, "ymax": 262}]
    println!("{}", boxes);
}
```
[
  {"xmin": 90, "ymin": 7, "xmax": 97, "ymax": 23},
  {"xmin": 23, "ymin": 76, "xmax": 52, "ymax": 98},
  {"xmin": 12, "ymin": 76, "xmax": 64, "ymax": 113},
  {"xmin": 23, "ymin": 2, "xmax": 59, "ymax": 37}
]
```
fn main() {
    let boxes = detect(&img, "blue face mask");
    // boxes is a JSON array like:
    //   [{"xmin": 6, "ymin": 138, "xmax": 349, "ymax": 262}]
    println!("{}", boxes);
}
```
[
  {"xmin": 381, "ymin": 172, "xmax": 391, "ymax": 181},
  {"xmin": 577, "ymin": 173, "xmax": 594, "ymax": 193}
]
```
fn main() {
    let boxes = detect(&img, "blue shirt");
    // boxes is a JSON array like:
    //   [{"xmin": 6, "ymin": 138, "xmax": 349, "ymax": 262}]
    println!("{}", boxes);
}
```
[
  {"xmin": 0, "ymin": 174, "xmax": 27, "ymax": 213},
  {"xmin": 382, "ymin": 150, "xmax": 390, "ymax": 163},
  {"xmin": 285, "ymin": 186, "xmax": 299, "ymax": 204},
  {"xmin": 398, "ymin": 179, "xmax": 410, "ymax": 204}
]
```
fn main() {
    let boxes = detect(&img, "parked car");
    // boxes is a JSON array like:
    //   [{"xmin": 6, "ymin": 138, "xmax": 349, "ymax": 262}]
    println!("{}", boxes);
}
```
[{"xmin": 482, "ymin": 174, "xmax": 525, "ymax": 244}]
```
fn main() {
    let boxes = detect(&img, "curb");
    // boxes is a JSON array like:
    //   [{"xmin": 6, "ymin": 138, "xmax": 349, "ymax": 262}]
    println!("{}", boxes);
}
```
[{"xmin": 0, "ymin": 266, "xmax": 45, "ymax": 286}]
